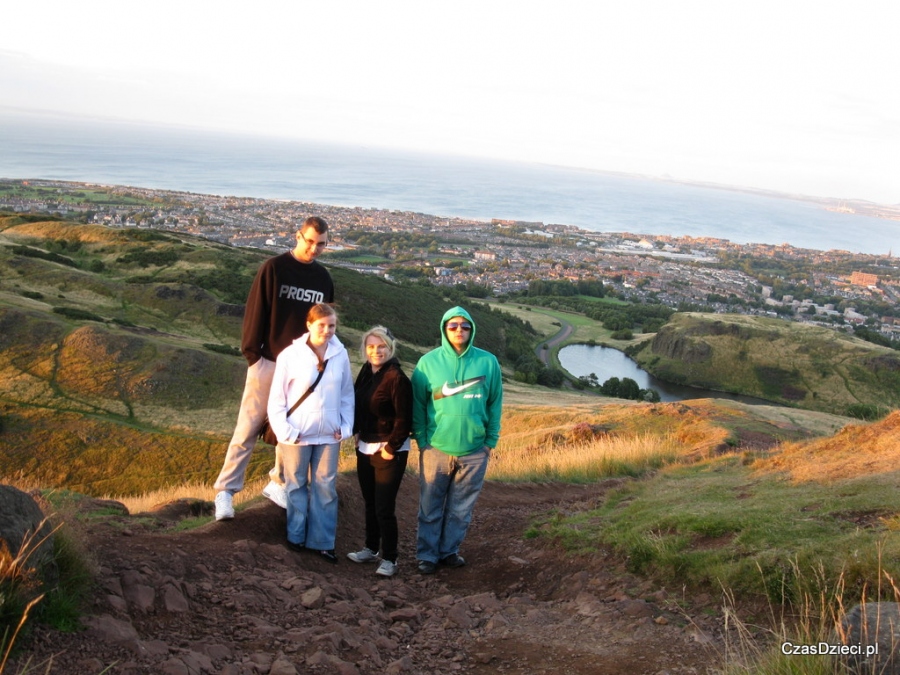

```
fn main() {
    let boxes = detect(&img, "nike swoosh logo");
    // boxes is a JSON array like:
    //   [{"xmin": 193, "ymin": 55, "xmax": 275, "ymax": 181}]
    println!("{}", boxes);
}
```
[{"xmin": 435, "ymin": 376, "xmax": 485, "ymax": 399}]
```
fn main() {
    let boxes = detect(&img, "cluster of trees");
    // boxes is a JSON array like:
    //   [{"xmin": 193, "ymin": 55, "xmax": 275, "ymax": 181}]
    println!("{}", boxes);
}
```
[
  {"xmin": 511, "ymin": 355, "xmax": 566, "ymax": 387},
  {"xmin": 584, "ymin": 303, "xmax": 673, "ymax": 333},
  {"xmin": 853, "ymin": 326, "xmax": 900, "ymax": 351},
  {"xmin": 526, "ymin": 279, "xmax": 605, "ymax": 298},
  {"xmin": 488, "ymin": 225, "xmax": 553, "ymax": 247},
  {"xmin": 9, "ymin": 244, "xmax": 78, "ymax": 268},
  {"xmin": 183, "ymin": 264, "xmax": 258, "ymax": 305},
  {"xmin": 343, "ymin": 230, "xmax": 469, "ymax": 256},
  {"xmin": 517, "ymin": 291, "xmax": 674, "ymax": 334},
  {"xmin": 575, "ymin": 373, "xmax": 661, "ymax": 402}
]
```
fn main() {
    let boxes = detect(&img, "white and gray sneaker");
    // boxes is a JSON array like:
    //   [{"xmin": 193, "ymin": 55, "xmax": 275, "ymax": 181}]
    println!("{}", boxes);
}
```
[
  {"xmin": 375, "ymin": 559, "xmax": 398, "ymax": 577},
  {"xmin": 214, "ymin": 491, "xmax": 234, "ymax": 521},
  {"xmin": 262, "ymin": 480, "xmax": 287, "ymax": 509},
  {"xmin": 347, "ymin": 547, "xmax": 380, "ymax": 563}
]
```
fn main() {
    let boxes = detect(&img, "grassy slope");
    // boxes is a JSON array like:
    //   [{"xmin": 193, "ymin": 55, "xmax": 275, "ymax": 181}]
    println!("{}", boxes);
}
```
[
  {"xmin": 7, "ymin": 214, "xmax": 900, "ymax": 659},
  {"xmin": 0, "ymin": 216, "xmax": 537, "ymax": 495},
  {"xmin": 632, "ymin": 312, "xmax": 900, "ymax": 415},
  {"xmin": 536, "ymin": 409, "xmax": 900, "ymax": 609}
]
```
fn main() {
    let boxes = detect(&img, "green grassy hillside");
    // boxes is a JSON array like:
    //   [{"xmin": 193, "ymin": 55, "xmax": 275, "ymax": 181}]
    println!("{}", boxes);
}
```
[
  {"xmin": 0, "ymin": 215, "xmax": 539, "ymax": 495},
  {"xmin": 630, "ymin": 312, "xmax": 900, "ymax": 416}
]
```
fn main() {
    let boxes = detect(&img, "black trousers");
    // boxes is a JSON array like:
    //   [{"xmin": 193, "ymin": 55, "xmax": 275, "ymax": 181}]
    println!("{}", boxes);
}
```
[{"xmin": 355, "ymin": 449, "xmax": 408, "ymax": 563}]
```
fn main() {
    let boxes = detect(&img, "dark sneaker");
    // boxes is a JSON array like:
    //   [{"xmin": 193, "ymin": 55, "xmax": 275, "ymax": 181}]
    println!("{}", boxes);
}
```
[
  {"xmin": 439, "ymin": 553, "xmax": 466, "ymax": 568},
  {"xmin": 286, "ymin": 541, "xmax": 305, "ymax": 553},
  {"xmin": 417, "ymin": 560, "xmax": 437, "ymax": 575},
  {"xmin": 318, "ymin": 549, "xmax": 338, "ymax": 564}
]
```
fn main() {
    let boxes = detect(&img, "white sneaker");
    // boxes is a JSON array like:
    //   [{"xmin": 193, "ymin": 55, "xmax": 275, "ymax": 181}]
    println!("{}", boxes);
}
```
[
  {"xmin": 375, "ymin": 559, "xmax": 398, "ymax": 577},
  {"xmin": 214, "ymin": 491, "xmax": 234, "ymax": 521},
  {"xmin": 262, "ymin": 480, "xmax": 287, "ymax": 509},
  {"xmin": 347, "ymin": 547, "xmax": 380, "ymax": 563}
]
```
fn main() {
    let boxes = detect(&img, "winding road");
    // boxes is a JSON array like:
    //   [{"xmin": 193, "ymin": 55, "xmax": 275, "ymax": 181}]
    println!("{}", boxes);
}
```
[{"xmin": 535, "ymin": 316, "xmax": 574, "ymax": 365}]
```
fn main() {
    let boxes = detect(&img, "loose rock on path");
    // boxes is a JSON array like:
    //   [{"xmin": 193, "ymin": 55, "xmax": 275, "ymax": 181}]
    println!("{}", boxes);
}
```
[{"xmin": 17, "ymin": 476, "xmax": 725, "ymax": 674}]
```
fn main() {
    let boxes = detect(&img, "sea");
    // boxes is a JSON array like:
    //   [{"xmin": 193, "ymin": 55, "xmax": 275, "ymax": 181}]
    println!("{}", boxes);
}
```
[{"xmin": 2, "ymin": 109, "xmax": 898, "ymax": 256}]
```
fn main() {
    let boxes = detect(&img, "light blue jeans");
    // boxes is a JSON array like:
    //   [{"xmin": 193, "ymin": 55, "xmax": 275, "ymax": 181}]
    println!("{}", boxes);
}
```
[
  {"xmin": 281, "ymin": 442, "xmax": 340, "ymax": 550},
  {"xmin": 416, "ymin": 446, "xmax": 490, "ymax": 564}
]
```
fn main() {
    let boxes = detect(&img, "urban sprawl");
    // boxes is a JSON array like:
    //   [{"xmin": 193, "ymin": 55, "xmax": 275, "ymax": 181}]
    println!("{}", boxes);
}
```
[{"xmin": 4, "ymin": 180, "xmax": 900, "ymax": 341}]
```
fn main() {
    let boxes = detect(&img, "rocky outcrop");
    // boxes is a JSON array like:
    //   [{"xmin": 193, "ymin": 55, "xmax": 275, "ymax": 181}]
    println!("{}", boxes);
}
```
[
  {"xmin": 0, "ymin": 484, "xmax": 58, "ymax": 589},
  {"xmin": 837, "ymin": 602, "xmax": 900, "ymax": 675},
  {"xmin": 650, "ymin": 324, "xmax": 712, "ymax": 364}
]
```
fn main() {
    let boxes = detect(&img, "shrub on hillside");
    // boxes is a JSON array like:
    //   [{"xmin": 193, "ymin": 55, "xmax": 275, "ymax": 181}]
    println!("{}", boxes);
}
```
[
  {"xmin": 846, "ymin": 403, "xmax": 890, "ymax": 421},
  {"xmin": 51, "ymin": 307, "xmax": 104, "ymax": 322},
  {"xmin": 203, "ymin": 343, "xmax": 241, "ymax": 357},
  {"xmin": 8, "ymin": 245, "xmax": 78, "ymax": 268},
  {"xmin": 115, "ymin": 250, "xmax": 179, "ymax": 268}
]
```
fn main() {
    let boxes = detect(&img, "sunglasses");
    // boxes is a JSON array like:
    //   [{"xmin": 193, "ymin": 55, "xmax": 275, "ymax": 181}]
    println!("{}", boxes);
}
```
[{"xmin": 446, "ymin": 322, "xmax": 472, "ymax": 331}]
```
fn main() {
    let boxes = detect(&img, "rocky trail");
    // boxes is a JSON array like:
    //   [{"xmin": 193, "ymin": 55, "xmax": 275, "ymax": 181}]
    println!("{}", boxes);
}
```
[{"xmin": 17, "ymin": 476, "xmax": 726, "ymax": 674}]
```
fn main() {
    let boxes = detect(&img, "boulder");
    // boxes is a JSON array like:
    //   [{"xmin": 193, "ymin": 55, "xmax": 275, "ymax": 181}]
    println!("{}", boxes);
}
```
[
  {"xmin": 0, "ymin": 484, "xmax": 58, "ymax": 588},
  {"xmin": 836, "ymin": 602, "xmax": 900, "ymax": 674}
]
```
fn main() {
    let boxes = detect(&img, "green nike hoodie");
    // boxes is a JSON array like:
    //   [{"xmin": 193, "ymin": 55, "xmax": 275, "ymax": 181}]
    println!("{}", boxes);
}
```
[{"xmin": 411, "ymin": 306, "xmax": 503, "ymax": 456}]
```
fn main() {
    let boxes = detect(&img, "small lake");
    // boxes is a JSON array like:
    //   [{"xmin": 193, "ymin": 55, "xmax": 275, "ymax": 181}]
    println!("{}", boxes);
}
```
[{"xmin": 558, "ymin": 344, "xmax": 769, "ymax": 405}]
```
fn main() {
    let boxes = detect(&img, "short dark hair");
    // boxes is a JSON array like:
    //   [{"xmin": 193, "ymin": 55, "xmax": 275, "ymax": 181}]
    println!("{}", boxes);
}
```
[{"xmin": 302, "ymin": 216, "xmax": 328, "ymax": 234}]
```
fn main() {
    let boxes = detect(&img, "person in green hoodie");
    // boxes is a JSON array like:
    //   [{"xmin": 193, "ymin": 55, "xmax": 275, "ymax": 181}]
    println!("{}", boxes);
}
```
[{"xmin": 411, "ymin": 306, "xmax": 503, "ymax": 575}]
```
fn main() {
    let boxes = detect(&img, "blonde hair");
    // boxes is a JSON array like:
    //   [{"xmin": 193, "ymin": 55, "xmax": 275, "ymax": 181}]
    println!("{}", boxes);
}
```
[{"xmin": 359, "ymin": 325, "xmax": 397, "ymax": 361}]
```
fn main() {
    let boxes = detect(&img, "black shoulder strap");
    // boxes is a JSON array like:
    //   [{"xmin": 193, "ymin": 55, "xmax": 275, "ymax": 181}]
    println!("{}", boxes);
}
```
[{"xmin": 285, "ymin": 358, "xmax": 329, "ymax": 416}]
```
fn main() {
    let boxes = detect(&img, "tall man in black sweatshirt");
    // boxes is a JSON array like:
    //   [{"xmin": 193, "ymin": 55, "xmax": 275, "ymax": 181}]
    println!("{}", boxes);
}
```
[{"xmin": 214, "ymin": 216, "xmax": 334, "ymax": 521}]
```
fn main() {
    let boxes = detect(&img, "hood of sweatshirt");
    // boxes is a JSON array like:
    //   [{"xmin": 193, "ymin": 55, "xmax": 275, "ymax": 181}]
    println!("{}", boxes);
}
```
[{"xmin": 439, "ymin": 306, "xmax": 476, "ymax": 357}]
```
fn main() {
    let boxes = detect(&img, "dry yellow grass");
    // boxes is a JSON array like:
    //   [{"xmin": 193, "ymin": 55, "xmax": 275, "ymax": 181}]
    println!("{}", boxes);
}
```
[
  {"xmin": 1, "ymin": 221, "xmax": 126, "ymax": 244},
  {"xmin": 752, "ymin": 410, "xmax": 900, "ymax": 483},
  {"xmin": 485, "ymin": 400, "xmax": 754, "ymax": 481},
  {"xmin": 12, "ymin": 395, "xmax": 838, "ymax": 513},
  {"xmin": 108, "ymin": 440, "xmax": 361, "ymax": 514},
  {"xmin": 110, "ymin": 477, "xmax": 270, "ymax": 514},
  {"xmin": 488, "ymin": 431, "xmax": 683, "ymax": 481}
]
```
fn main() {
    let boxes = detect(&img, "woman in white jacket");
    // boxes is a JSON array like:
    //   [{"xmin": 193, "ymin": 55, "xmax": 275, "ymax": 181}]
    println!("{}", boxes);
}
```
[{"xmin": 267, "ymin": 303, "xmax": 354, "ymax": 563}]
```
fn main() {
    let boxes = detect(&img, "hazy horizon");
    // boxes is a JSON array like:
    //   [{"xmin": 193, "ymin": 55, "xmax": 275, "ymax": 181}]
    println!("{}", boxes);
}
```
[
  {"xmin": 3, "ymin": 109, "xmax": 898, "ymax": 257},
  {"xmin": 3, "ymin": 106, "xmax": 898, "ymax": 212},
  {"xmin": 2, "ymin": 2, "xmax": 898, "ymax": 205}
]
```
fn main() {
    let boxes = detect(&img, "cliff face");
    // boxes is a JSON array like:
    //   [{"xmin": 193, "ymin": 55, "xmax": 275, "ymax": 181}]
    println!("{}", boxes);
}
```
[
  {"xmin": 636, "ymin": 313, "xmax": 900, "ymax": 415},
  {"xmin": 650, "ymin": 324, "xmax": 713, "ymax": 364}
]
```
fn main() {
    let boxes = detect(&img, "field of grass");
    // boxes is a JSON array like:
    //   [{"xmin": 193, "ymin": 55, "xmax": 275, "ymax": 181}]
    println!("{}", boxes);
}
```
[
  {"xmin": 0, "ymin": 181, "xmax": 155, "ymax": 207},
  {"xmin": 0, "ymin": 215, "xmax": 547, "ymax": 497},
  {"xmin": 488, "ymin": 301, "xmax": 652, "ymax": 347},
  {"xmin": 6, "ymin": 214, "xmax": 900, "ymax": 673},
  {"xmin": 633, "ymin": 312, "xmax": 900, "ymax": 416},
  {"xmin": 528, "ymin": 409, "xmax": 900, "ymax": 613},
  {"xmin": 477, "ymin": 302, "xmax": 561, "ymax": 339}
]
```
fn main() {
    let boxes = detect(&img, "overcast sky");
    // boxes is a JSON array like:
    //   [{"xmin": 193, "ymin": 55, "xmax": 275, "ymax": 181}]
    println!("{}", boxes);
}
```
[{"xmin": 3, "ymin": 0, "xmax": 899, "ymax": 204}]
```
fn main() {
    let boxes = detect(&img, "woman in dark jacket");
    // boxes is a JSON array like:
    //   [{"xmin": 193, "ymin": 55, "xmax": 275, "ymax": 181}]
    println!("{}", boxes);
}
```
[{"xmin": 347, "ymin": 326, "xmax": 413, "ymax": 577}]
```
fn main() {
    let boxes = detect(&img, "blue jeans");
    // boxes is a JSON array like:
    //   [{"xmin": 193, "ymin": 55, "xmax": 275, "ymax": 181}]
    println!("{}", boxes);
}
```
[
  {"xmin": 281, "ymin": 442, "xmax": 339, "ymax": 550},
  {"xmin": 416, "ymin": 446, "xmax": 489, "ymax": 563}
]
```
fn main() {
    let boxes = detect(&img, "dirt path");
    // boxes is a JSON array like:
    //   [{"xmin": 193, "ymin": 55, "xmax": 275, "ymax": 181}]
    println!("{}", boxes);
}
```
[{"xmin": 18, "ymin": 477, "xmax": 725, "ymax": 674}]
